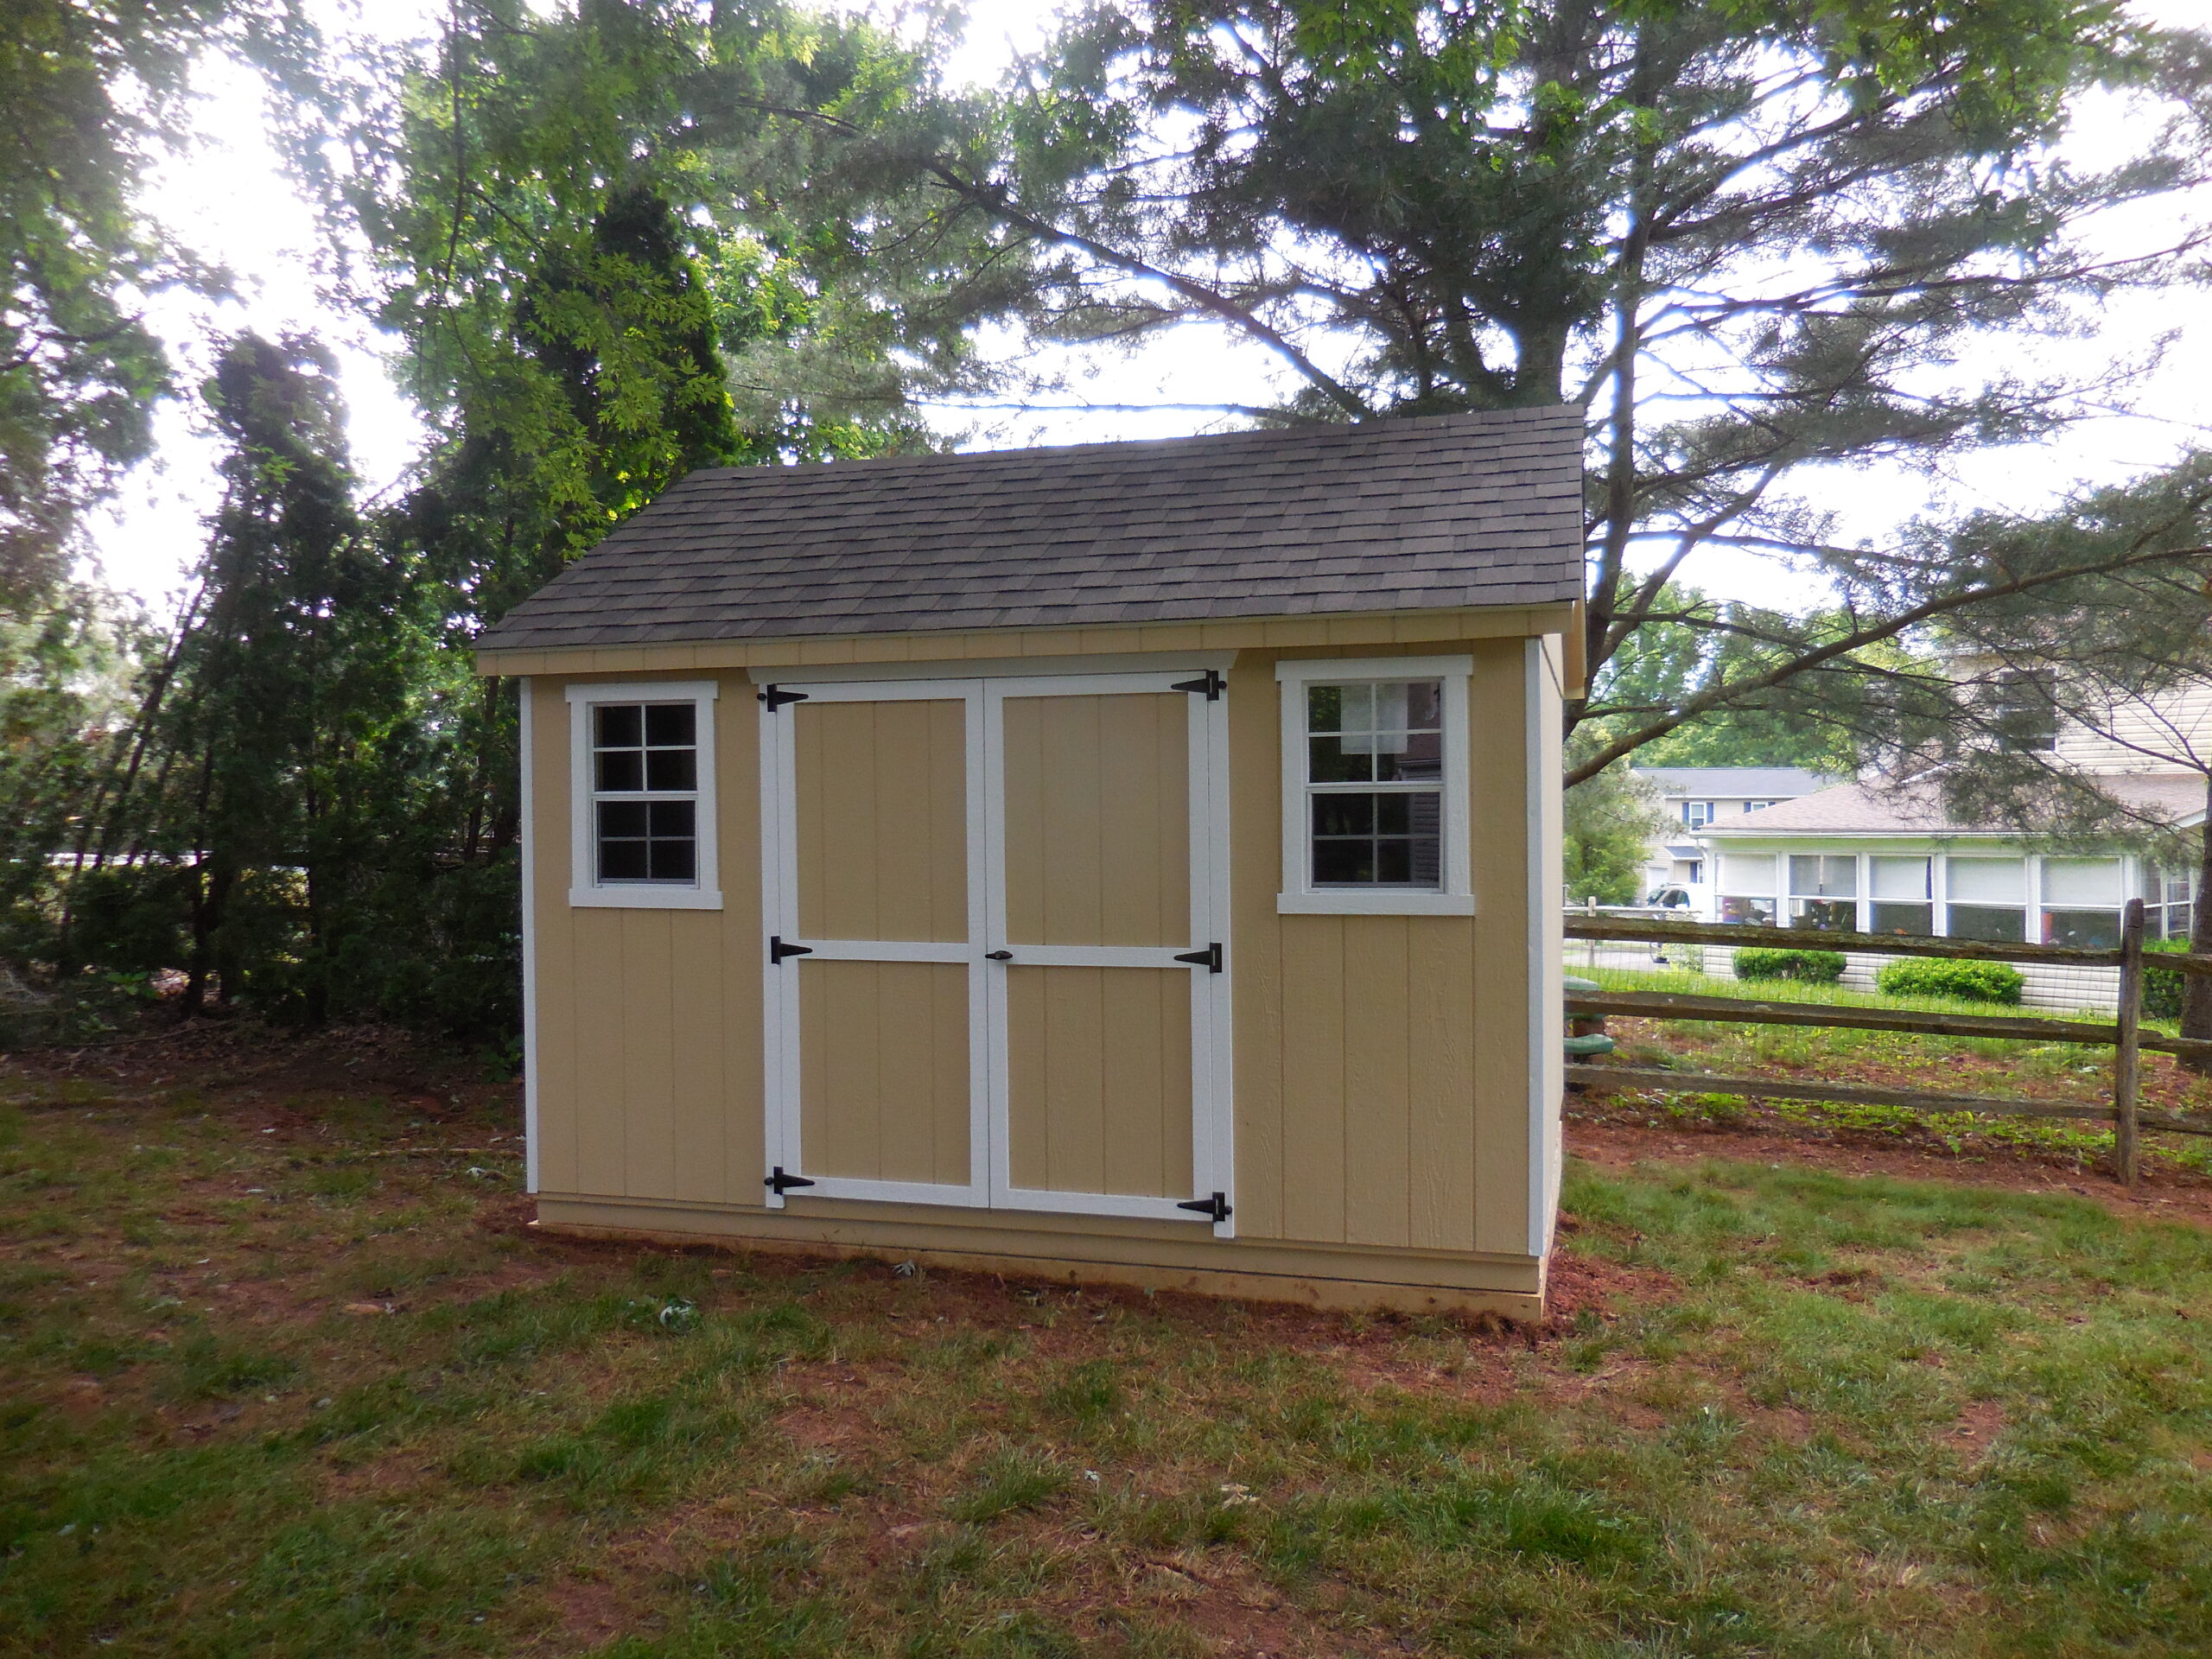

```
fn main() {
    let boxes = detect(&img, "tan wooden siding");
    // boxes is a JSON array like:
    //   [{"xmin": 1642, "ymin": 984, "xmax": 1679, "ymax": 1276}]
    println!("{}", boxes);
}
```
[
  {"xmin": 1226, "ymin": 639, "xmax": 1528, "ymax": 1255},
  {"xmin": 527, "ymin": 625, "xmax": 1559, "ymax": 1295},
  {"xmin": 1001, "ymin": 692, "xmax": 1189, "ymax": 947},
  {"xmin": 527, "ymin": 674, "xmax": 766, "ymax": 1211},
  {"xmin": 796, "ymin": 698, "xmax": 967, "ymax": 943},
  {"xmin": 1006, "ymin": 965, "xmax": 1193, "ymax": 1197},
  {"xmin": 798, "ymin": 959, "xmax": 969, "ymax": 1184}
]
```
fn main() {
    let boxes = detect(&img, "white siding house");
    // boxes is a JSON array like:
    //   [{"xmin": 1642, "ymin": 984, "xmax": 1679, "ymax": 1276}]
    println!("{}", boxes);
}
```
[
  {"xmin": 1629, "ymin": 766, "xmax": 1833, "ymax": 906},
  {"xmin": 1697, "ymin": 772, "xmax": 2202, "ymax": 1011}
]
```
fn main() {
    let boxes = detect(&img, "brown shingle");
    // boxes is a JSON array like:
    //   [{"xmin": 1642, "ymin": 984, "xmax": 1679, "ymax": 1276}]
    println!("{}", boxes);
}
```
[{"xmin": 475, "ymin": 408, "xmax": 1585, "ymax": 652}]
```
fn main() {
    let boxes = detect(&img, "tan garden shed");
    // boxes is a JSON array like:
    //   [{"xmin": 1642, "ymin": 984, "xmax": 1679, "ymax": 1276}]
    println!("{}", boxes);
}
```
[{"xmin": 474, "ymin": 409, "xmax": 1584, "ymax": 1318}]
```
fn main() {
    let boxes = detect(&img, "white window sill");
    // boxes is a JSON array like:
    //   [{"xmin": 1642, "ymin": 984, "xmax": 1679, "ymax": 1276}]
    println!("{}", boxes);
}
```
[
  {"xmin": 569, "ymin": 887, "xmax": 724, "ymax": 912},
  {"xmin": 1277, "ymin": 890, "xmax": 1475, "ymax": 917}
]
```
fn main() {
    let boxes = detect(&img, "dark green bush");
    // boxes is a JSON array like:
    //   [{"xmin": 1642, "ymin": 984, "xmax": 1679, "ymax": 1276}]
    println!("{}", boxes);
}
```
[
  {"xmin": 1732, "ymin": 947, "xmax": 1847, "ymax": 983},
  {"xmin": 1875, "ymin": 957, "xmax": 2024, "ymax": 1005},
  {"xmin": 2145, "ymin": 939, "xmax": 2187, "ymax": 1020}
]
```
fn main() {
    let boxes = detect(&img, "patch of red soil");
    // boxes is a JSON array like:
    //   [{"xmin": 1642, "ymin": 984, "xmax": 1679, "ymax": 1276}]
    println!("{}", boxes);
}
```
[
  {"xmin": 532, "ymin": 1575, "xmax": 652, "ymax": 1655},
  {"xmin": 1948, "ymin": 1399, "xmax": 2008, "ymax": 1462}
]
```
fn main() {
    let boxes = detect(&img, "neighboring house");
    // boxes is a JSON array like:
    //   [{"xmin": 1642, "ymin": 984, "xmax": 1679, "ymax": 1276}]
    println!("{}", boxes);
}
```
[
  {"xmin": 1628, "ymin": 766, "xmax": 1833, "ymax": 906},
  {"xmin": 1699, "ymin": 668, "xmax": 2209, "ymax": 943},
  {"xmin": 473, "ymin": 410, "xmax": 1586, "ymax": 1319}
]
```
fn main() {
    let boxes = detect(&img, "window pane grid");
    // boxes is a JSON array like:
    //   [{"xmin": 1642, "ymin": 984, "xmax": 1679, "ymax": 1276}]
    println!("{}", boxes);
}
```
[
  {"xmin": 590, "ymin": 700, "xmax": 700, "ymax": 887},
  {"xmin": 1302, "ymin": 678, "xmax": 1445, "ymax": 892}
]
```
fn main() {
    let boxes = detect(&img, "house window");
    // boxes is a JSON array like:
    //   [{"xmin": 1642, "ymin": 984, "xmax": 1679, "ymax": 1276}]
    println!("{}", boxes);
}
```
[
  {"xmin": 1275, "ymin": 657, "xmax": 1472, "ymax": 915},
  {"xmin": 1945, "ymin": 856, "xmax": 2025, "ymax": 943},
  {"xmin": 2042, "ymin": 858, "xmax": 2122, "ymax": 949},
  {"xmin": 1870, "ymin": 855, "xmax": 1933, "ymax": 937},
  {"xmin": 1789, "ymin": 855, "xmax": 1858, "ymax": 931},
  {"xmin": 2148, "ymin": 866, "xmax": 2199, "ymax": 942},
  {"xmin": 1717, "ymin": 853, "xmax": 1777, "ymax": 925},
  {"xmin": 566, "ymin": 681, "xmax": 721, "ymax": 910},
  {"xmin": 1682, "ymin": 800, "xmax": 1715, "ymax": 828},
  {"xmin": 1991, "ymin": 671, "xmax": 2058, "ymax": 753}
]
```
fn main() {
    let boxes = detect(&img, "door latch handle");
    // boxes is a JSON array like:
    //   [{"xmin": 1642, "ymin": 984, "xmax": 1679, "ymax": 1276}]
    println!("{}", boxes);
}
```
[
  {"xmin": 1173, "ymin": 942, "xmax": 1224, "ymax": 973},
  {"xmin": 984, "ymin": 950, "xmax": 1014, "ymax": 961}
]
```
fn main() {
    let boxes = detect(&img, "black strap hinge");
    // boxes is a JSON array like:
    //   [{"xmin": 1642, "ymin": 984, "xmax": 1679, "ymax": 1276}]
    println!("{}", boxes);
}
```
[
  {"xmin": 758, "ymin": 684, "xmax": 809, "ymax": 711},
  {"xmin": 1170, "ymin": 669, "xmax": 1224, "ymax": 700},
  {"xmin": 765, "ymin": 1166, "xmax": 816, "ymax": 1195},
  {"xmin": 1178, "ymin": 1192, "xmax": 1231, "ymax": 1224},
  {"xmin": 1173, "ymin": 942, "xmax": 1224, "ymax": 973},
  {"xmin": 769, "ymin": 935, "xmax": 814, "ymax": 964}
]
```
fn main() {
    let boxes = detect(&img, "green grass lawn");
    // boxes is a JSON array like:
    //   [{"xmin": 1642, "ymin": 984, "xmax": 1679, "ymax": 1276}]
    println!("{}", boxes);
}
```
[{"xmin": 6, "ymin": 1068, "xmax": 2212, "ymax": 1656}]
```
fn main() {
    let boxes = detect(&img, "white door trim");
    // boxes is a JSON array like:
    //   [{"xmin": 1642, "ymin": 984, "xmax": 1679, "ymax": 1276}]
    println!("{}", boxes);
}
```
[
  {"xmin": 759, "ymin": 677, "xmax": 991, "ymax": 1210},
  {"xmin": 760, "ymin": 670, "xmax": 1233, "ymax": 1231}
]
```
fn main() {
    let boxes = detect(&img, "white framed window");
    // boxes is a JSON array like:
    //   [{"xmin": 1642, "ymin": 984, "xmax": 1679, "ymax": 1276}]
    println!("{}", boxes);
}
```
[
  {"xmin": 566, "ymin": 680, "xmax": 721, "ymax": 910},
  {"xmin": 1870, "ymin": 855, "xmax": 1933, "ymax": 937},
  {"xmin": 2042, "ymin": 857, "xmax": 2123, "ymax": 948},
  {"xmin": 1274, "ymin": 656, "xmax": 1473, "ymax": 916},
  {"xmin": 1716, "ymin": 852, "xmax": 1777, "ymax": 925},
  {"xmin": 1683, "ymin": 800, "xmax": 1715, "ymax": 828},
  {"xmin": 1787, "ymin": 854, "xmax": 1859, "ymax": 931},
  {"xmin": 1944, "ymin": 855, "xmax": 2025, "ymax": 943}
]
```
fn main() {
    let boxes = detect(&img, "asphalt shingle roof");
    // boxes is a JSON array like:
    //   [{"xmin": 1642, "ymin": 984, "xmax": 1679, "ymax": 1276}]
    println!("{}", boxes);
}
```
[{"xmin": 474, "ymin": 408, "xmax": 1586, "ymax": 653}]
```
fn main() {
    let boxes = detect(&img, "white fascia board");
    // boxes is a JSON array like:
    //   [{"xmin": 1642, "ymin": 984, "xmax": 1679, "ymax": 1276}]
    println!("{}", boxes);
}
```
[{"xmin": 752, "ymin": 651, "xmax": 1237, "ymax": 685}]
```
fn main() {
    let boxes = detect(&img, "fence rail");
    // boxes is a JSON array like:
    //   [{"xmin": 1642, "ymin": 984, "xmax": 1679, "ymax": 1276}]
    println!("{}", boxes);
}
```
[{"xmin": 1562, "ymin": 903, "xmax": 2212, "ymax": 1184}]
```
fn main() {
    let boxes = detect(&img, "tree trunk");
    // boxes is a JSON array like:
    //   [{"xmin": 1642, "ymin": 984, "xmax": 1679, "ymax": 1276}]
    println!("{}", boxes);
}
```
[
  {"xmin": 2183, "ymin": 769, "xmax": 2212, "ymax": 1072},
  {"xmin": 2177, "ymin": 774, "xmax": 2212, "ymax": 1071},
  {"xmin": 178, "ymin": 858, "xmax": 233, "ymax": 1020}
]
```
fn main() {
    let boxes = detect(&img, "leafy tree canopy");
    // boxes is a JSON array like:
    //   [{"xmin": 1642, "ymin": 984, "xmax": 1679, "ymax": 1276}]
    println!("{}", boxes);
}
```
[
  {"xmin": 328, "ymin": 0, "xmax": 1036, "ymax": 627},
  {"xmin": 1592, "ymin": 582, "xmax": 1881, "ymax": 773},
  {"xmin": 0, "ymin": 0, "xmax": 319, "ymax": 600}
]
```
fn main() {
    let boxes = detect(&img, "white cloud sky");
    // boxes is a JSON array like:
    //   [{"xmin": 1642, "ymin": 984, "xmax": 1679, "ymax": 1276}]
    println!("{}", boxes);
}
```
[{"xmin": 85, "ymin": 0, "xmax": 2212, "ymax": 623}]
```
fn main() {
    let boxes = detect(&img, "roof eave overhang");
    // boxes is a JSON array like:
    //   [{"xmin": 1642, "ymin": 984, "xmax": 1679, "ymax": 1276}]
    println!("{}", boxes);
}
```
[{"xmin": 473, "ymin": 599, "xmax": 1583, "ymax": 679}]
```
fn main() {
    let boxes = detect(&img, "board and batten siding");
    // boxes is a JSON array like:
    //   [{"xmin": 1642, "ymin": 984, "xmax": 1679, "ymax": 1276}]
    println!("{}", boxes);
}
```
[
  {"xmin": 524, "ymin": 627, "xmax": 1565, "ymax": 1307},
  {"xmin": 526, "ymin": 673, "xmax": 768, "ymax": 1211}
]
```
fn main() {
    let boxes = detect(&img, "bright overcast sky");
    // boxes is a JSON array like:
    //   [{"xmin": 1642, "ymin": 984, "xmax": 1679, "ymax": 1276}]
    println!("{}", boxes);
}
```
[{"xmin": 86, "ymin": 0, "xmax": 2212, "ymax": 620}]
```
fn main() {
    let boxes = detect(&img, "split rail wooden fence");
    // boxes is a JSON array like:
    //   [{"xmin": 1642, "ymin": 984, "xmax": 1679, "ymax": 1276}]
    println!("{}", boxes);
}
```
[{"xmin": 1564, "ymin": 899, "xmax": 2212, "ymax": 1185}]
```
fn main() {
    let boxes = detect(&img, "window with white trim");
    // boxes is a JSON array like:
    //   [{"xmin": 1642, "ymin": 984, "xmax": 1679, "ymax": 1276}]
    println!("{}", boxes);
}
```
[
  {"xmin": 567, "ymin": 681, "xmax": 721, "ymax": 910},
  {"xmin": 1275, "ymin": 657, "xmax": 1472, "ymax": 916}
]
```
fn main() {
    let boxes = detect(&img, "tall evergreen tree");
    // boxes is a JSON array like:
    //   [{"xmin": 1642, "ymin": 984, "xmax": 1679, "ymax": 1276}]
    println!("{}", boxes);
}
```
[
  {"xmin": 876, "ymin": 0, "xmax": 2212, "ymax": 781},
  {"xmin": 77, "ymin": 333, "xmax": 428, "ymax": 1023}
]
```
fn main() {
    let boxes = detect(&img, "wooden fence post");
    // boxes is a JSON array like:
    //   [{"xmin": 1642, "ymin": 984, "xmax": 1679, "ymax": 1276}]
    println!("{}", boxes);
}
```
[{"xmin": 2115, "ymin": 898, "xmax": 2146, "ymax": 1187}]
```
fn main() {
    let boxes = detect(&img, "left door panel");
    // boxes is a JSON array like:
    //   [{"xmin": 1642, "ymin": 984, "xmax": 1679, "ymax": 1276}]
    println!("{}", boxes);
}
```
[{"xmin": 762, "ymin": 683, "xmax": 988, "ymax": 1206}]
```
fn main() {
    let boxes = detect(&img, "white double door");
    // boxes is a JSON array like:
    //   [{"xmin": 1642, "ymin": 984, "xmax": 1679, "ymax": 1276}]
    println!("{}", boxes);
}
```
[{"xmin": 759, "ymin": 671, "xmax": 1233, "ymax": 1231}]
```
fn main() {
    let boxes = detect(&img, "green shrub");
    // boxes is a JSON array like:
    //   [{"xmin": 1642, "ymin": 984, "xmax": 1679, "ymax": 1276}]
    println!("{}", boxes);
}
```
[
  {"xmin": 1733, "ymin": 947, "xmax": 1847, "ymax": 983},
  {"xmin": 2145, "ymin": 939, "xmax": 2188, "ymax": 1020},
  {"xmin": 1875, "ymin": 957, "xmax": 2024, "ymax": 1005}
]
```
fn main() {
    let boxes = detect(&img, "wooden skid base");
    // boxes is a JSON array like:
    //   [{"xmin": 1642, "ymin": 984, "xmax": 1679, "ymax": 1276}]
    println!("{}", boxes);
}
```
[{"xmin": 533, "ymin": 1196, "xmax": 1547, "ymax": 1321}]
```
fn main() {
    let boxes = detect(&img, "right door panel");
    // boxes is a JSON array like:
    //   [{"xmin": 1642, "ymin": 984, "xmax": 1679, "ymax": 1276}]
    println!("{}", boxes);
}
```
[{"xmin": 988, "ymin": 679, "xmax": 1227, "ymax": 1224}]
